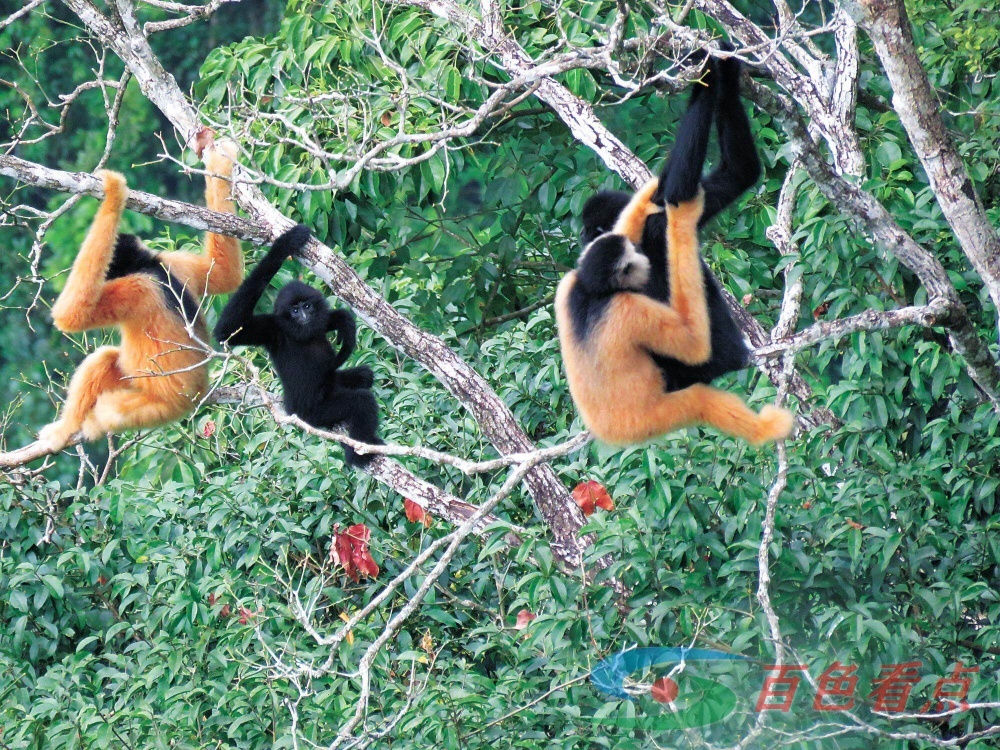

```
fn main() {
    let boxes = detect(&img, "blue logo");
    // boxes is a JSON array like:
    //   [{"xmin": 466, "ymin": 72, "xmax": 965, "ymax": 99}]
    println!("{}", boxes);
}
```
[{"xmin": 590, "ymin": 647, "xmax": 750, "ymax": 729}]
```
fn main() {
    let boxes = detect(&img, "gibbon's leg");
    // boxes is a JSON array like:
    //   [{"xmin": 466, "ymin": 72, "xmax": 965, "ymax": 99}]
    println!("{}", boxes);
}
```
[
  {"xmin": 315, "ymin": 389, "xmax": 382, "ymax": 467},
  {"xmin": 37, "ymin": 346, "xmax": 122, "ymax": 450},
  {"xmin": 612, "ymin": 178, "xmax": 664, "ymax": 245},
  {"xmin": 336, "ymin": 366, "xmax": 375, "ymax": 390},
  {"xmin": 81, "ymin": 388, "xmax": 189, "ymax": 440},
  {"xmin": 640, "ymin": 384, "xmax": 794, "ymax": 445},
  {"xmin": 699, "ymin": 54, "xmax": 762, "ymax": 226},
  {"xmin": 50, "ymin": 171, "xmax": 128, "ymax": 333},
  {"xmin": 159, "ymin": 140, "xmax": 243, "ymax": 296}
]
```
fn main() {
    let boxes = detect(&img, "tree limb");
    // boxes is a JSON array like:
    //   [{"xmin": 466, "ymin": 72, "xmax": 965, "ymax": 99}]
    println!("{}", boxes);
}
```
[{"xmin": 851, "ymin": 0, "xmax": 1000, "ymax": 335}]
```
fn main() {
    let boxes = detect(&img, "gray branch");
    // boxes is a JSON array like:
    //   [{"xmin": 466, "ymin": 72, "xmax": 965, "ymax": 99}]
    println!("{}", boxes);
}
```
[{"xmin": 851, "ymin": 0, "xmax": 1000, "ymax": 335}]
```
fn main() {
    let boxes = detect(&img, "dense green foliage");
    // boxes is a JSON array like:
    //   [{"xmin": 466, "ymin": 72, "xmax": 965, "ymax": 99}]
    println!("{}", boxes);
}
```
[{"xmin": 2, "ymin": 0, "xmax": 1000, "ymax": 747}]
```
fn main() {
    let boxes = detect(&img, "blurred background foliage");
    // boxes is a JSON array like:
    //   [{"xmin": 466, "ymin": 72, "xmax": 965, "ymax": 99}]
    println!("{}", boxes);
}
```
[{"xmin": 1, "ymin": 0, "xmax": 1000, "ymax": 747}]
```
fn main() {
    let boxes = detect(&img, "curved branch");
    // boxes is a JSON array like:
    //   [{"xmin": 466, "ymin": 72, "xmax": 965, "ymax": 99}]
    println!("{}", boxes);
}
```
[{"xmin": 746, "ymin": 79, "xmax": 1000, "ymax": 405}]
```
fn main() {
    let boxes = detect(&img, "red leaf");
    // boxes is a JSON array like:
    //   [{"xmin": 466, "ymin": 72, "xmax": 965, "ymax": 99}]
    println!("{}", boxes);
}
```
[
  {"xmin": 238, "ymin": 606, "xmax": 256, "ymax": 625},
  {"xmin": 404, "ymin": 498, "xmax": 432, "ymax": 527},
  {"xmin": 331, "ymin": 524, "xmax": 380, "ymax": 582},
  {"xmin": 572, "ymin": 480, "xmax": 614, "ymax": 516},
  {"xmin": 651, "ymin": 676, "xmax": 679, "ymax": 704},
  {"xmin": 200, "ymin": 419, "xmax": 216, "ymax": 438},
  {"xmin": 514, "ymin": 609, "xmax": 536, "ymax": 629}
]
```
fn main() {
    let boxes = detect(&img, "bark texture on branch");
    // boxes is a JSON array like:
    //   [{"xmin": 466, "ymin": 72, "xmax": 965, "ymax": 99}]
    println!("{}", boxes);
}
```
[
  {"xmin": 852, "ymin": 0, "xmax": 1000, "ymax": 333},
  {"xmin": 0, "ymin": 154, "xmax": 267, "ymax": 242}
]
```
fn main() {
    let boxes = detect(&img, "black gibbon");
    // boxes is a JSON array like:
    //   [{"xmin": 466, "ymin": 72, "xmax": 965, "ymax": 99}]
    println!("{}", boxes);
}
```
[
  {"xmin": 214, "ymin": 225, "xmax": 382, "ymax": 467},
  {"xmin": 580, "ymin": 51, "xmax": 759, "ymax": 391},
  {"xmin": 555, "ymin": 71, "xmax": 794, "ymax": 446},
  {"xmin": 37, "ymin": 139, "xmax": 244, "ymax": 452}
]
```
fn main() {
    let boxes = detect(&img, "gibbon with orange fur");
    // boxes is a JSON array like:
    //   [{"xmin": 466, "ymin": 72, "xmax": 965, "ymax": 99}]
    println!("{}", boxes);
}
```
[
  {"xmin": 555, "ymin": 179, "xmax": 794, "ymax": 446},
  {"xmin": 37, "ymin": 140, "xmax": 244, "ymax": 452}
]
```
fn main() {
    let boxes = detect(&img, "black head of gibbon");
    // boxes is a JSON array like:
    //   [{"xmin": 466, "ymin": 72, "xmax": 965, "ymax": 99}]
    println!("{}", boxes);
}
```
[
  {"xmin": 274, "ymin": 280, "xmax": 331, "ymax": 342},
  {"xmin": 107, "ymin": 233, "xmax": 200, "ymax": 325},
  {"xmin": 576, "ymin": 233, "xmax": 651, "ymax": 297},
  {"xmin": 580, "ymin": 191, "xmax": 631, "ymax": 248}
]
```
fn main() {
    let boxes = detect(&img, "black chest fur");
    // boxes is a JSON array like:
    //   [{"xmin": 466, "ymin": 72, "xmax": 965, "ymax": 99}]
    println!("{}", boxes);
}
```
[
  {"xmin": 108, "ymin": 234, "xmax": 200, "ymax": 324},
  {"xmin": 270, "ymin": 336, "xmax": 337, "ymax": 417},
  {"xmin": 638, "ymin": 213, "xmax": 750, "ymax": 391}
]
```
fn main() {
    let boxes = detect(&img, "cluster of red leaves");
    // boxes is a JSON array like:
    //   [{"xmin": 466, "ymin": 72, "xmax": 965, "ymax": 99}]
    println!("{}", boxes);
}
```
[
  {"xmin": 331, "ymin": 524, "xmax": 380, "ymax": 582},
  {"xmin": 200, "ymin": 419, "xmax": 216, "ymax": 438},
  {"xmin": 404, "ymin": 498, "xmax": 432, "ymax": 527},
  {"xmin": 206, "ymin": 593, "xmax": 258, "ymax": 623},
  {"xmin": 572, "ymin": 480, "xmax": 614, "ymax": 516}
]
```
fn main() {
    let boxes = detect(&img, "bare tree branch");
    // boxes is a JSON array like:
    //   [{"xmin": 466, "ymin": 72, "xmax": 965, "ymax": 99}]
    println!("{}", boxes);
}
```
[
  {"xmin": 746, "ymin": 79, "xmax": 1000, "ymax": 406},
  {"xmin": 0, "ymin": 153, "xmax": 267, "ymax": 241},
  {"xmin": 851, "ymin": 0, "xmax": 1000, "ymax": 335}
]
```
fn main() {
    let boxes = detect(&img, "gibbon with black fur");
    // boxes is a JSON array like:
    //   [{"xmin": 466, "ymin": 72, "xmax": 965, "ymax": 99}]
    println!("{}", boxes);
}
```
[
  {"xmin": 37, "ymin": 141, "xmax": 244, "ymax": 452},
  {"xmin": 214, "ymin": 225, "xmax": 381, "ymax": 468},
  {"xmin": 580, "ymin": 51, "xmax": 759, "ymax": 392},
  {"xmin": 555, "ymin": 135, "xmax": 794, "ymax": 446}
]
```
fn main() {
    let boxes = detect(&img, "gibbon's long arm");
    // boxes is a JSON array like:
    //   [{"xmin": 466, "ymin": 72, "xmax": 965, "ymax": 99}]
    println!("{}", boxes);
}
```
[
  {"xmin": 651, "ymin": 54, "xmax": 759, "ymax": 225},
  {"xmin": 50, "ymin": 171, "xmax": 153, "ymax": 332},
  {"xmin": 613, "ymin": 190, "xmax": 711, "ymax": 365},
  {"xmin": 699, "ymin": 56, "xmax": 761, "ymax": 224},
  {"xmin": 214, "ymin": 224, "xmax": 309, "ymax": 348},
  {"xmin": 159, "ymin": 141, "xmax": 244, "ymax": 296},
  {"xmin": 656, "ymin": 65, "xmax": 718, "ymax": 209},
  {"xmin": 326, "ymin": 308, "xmax": 357, "ymax": 370}
]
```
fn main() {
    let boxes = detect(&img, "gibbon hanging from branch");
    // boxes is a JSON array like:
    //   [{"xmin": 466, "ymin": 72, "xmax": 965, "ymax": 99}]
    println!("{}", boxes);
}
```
[{"xmin": 35, "ymin": 135, "xmax": 244, "ymax": 453}]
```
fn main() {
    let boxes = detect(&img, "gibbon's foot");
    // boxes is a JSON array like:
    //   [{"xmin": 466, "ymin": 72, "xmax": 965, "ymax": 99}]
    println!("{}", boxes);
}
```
[
  {"xmin": 612, "ymin": 177, "xmax": 664, "ymax": 241},
  {"xmin": 37, "ymin": 420, "xmax": 76, "ymax": 453},
  {"xmin": 750, "ymin": 405, "xmax": 796, "ymax": 445},
  {"xmin": 344, "ymin": 437, "xmax": 384, "ymax": 469},
  {"xmin": 97, "ymin": 170, "xmax": 128, "ymax": 211},
  {"xmin": 636, "ymin": 177, "xmax": 665, "ymax": 219},
  {"xmin": 80, "ymin": 413, "xmax": 108, "ymax": 442}
]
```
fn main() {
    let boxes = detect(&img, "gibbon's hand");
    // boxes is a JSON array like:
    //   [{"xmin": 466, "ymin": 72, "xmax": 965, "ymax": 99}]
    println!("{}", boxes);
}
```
[{"xmin": 272, "ymin": 224, "xmax": 312, "ymax": 260}]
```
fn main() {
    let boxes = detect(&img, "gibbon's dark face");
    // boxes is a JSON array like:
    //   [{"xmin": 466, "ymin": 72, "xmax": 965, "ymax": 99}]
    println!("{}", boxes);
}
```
[
  {"xmin": 275, "ymin": 281, "xmax": 330, "ymax": 341},
  {"xmin": 576, "ymin": 234, "xmax": 650, "ymax": 296},
  {"xmin": 580, "ymin": 190, "xmax": 631, "ymax": 248}
]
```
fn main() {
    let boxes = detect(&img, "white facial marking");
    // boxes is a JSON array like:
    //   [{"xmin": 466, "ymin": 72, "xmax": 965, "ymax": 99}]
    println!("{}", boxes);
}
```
[{"xmin": 615, "ymin": 239, "xmax": 650, "ymax": 289}]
